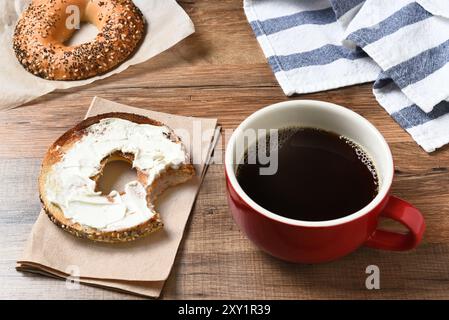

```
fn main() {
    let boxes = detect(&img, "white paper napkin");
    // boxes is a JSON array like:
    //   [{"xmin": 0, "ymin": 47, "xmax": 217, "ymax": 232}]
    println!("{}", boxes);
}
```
[{"xmin": 0, "ymin": 0, "xmax": 195, "ymax": 110}]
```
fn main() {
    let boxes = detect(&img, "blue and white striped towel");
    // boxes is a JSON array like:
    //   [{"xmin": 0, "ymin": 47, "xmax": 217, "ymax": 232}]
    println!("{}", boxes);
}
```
[{"xmin": 244, "ymin": 0, "xmax": 449, "ymax": 152}]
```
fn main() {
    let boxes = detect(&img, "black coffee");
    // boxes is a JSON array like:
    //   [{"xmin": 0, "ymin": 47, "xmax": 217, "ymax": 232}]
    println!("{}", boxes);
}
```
[{"xmin": 236, "ymin": 127, "xmax": 379, "ymax": 221}]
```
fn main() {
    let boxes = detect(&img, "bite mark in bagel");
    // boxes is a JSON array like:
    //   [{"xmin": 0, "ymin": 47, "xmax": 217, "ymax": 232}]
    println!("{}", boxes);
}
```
[{"xmin": 38, "ymin": 113, "xmax": 195, "ymax": 243}]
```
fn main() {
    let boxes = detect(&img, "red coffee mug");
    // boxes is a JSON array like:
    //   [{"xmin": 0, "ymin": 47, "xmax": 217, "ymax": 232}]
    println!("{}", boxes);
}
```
[{"xmin": 225, "ymin": 100, "xmax": 425, "ymax": 263}]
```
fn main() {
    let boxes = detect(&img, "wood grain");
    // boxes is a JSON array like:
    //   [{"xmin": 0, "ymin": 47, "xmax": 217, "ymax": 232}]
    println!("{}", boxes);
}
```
[{"xmin": 1, "ymin": 0, "xmax": 449, "ymax": 299}]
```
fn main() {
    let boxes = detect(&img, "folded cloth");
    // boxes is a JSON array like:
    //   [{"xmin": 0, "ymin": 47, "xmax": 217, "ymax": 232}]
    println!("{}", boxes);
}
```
[{"xmin": 244, "ymin": 0, "xmax": 449, "ymax": 152}]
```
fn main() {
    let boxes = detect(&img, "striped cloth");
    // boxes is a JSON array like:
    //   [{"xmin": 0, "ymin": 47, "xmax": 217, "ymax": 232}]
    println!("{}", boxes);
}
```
[{"xmin": 244, "ymin": 0, "xmax": 449, "ymax": 152}]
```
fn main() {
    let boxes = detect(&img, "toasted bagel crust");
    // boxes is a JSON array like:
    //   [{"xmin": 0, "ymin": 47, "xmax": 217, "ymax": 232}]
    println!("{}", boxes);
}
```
[
  {"xmin": 39, "ymin": 112, "xmax": 195, "ymax": 243},
  {"xmin": 14, "ymin": 0, "xmax": 145, "ymax": 80}
]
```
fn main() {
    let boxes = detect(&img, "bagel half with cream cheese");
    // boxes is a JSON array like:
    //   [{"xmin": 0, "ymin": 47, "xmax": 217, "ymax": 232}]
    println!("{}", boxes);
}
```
[
  {"xmin": 39, "ymin": 112, "xmax": 195, "ymax": 242},
  {"xmin": 14, "ymin": 0, "xmax": 145, "ymax": 80}
]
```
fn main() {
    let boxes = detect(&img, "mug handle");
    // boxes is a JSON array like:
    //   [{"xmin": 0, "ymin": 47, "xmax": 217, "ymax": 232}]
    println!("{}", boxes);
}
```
[{"xmin": 365, "ymin": 196, "xmax": 425, "ymax": 251}]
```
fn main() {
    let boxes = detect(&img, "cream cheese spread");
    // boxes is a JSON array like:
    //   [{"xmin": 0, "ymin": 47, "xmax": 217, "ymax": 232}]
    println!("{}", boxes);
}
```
[{"xmin": 45, "ymin": 118, "xmax": 188, "ymax": 231}]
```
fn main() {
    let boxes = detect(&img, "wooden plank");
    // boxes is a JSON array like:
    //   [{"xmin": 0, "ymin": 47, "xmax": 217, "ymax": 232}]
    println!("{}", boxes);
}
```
[
  {"xmin": 0, "ymin": 85, "xmax": 441, "ymax": 157},
  {"xmin": 1, "ymin": 158, "xmax": 449, "ymax": 299}
]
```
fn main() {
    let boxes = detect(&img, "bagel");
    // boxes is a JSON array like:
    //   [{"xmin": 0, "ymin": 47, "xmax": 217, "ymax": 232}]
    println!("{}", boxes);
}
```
[
  {"xmin": 13, "ymin": 0, "xmax": 145, "ymax": 80},
  {"xmin": 39, "ymin": 112, "xmax": 195, "ymax": 242}
]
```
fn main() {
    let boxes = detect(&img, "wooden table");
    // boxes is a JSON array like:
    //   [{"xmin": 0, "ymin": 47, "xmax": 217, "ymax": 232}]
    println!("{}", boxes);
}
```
[{"xmin": 1, "ymin": 0, "xmax": 449, "ymax": 299}]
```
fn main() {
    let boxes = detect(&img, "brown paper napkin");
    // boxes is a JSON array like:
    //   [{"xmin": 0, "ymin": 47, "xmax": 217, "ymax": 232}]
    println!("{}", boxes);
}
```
[{"xmin": 17, "ymin": 97, "xmax": 219, "ymax": 298}]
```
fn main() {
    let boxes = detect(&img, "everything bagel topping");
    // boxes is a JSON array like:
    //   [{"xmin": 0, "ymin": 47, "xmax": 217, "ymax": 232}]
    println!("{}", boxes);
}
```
[{"xmin": 13, "ymin": 0, "xmax": 144, "ymax": 80}]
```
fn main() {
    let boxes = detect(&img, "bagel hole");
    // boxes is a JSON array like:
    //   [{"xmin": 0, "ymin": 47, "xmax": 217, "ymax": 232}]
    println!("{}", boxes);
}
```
[
  {"xmin": 96, "ymin": 159, "xmax": 137, "ymax": 195},
  {"xmin": 64, "ymin": 22, "xmax": 99, "ymax": 46}
]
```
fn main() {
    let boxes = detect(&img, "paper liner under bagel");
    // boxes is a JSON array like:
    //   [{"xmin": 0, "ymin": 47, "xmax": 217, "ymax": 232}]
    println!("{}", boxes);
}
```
[
  {"xmin": 38, "ymin": 112, "xmax": 195, "ymax": 243},
  {"xmin": 18, "ymin": 97, "xmax": 219, "ymax": 298}
]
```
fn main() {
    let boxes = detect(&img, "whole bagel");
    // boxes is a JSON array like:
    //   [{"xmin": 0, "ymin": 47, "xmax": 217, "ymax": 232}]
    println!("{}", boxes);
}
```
[{"xmin": 13, "ymin": 0, "xmax": 145, "ymax": 81}]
